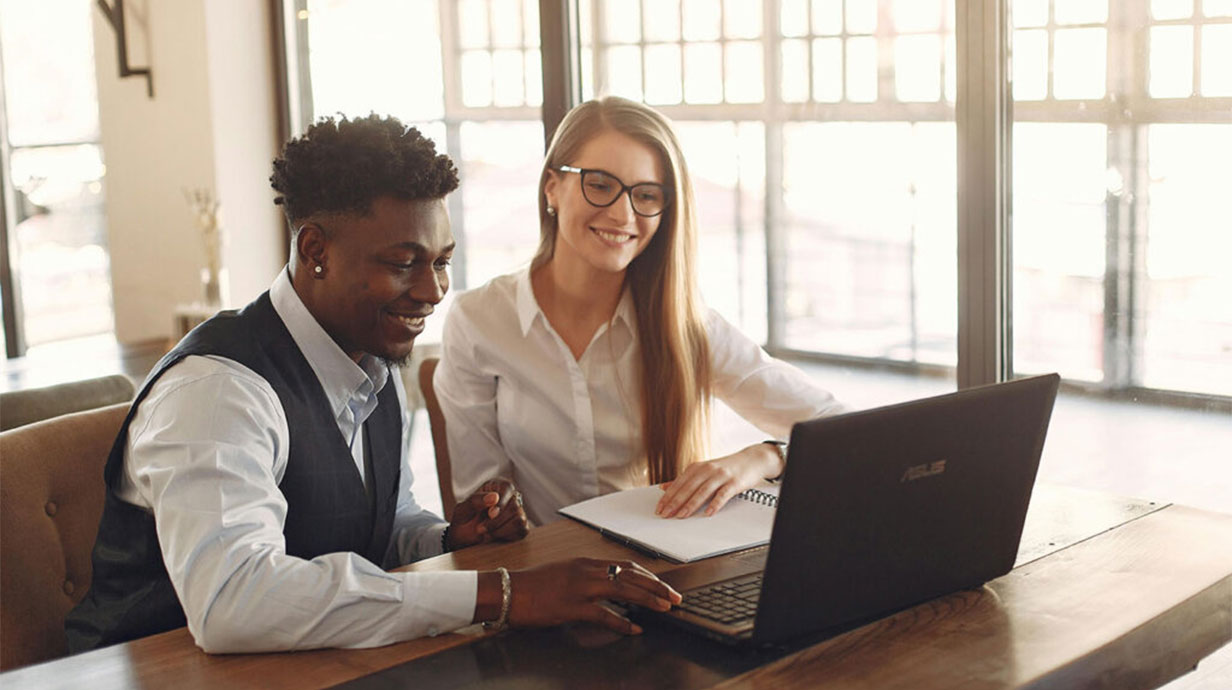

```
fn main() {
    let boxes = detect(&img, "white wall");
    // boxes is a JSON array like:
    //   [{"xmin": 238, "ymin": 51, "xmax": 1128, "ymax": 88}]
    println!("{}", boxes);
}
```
[{"xmin": 93, "ymin": 0, "xmax": 283, "ymax": 344}]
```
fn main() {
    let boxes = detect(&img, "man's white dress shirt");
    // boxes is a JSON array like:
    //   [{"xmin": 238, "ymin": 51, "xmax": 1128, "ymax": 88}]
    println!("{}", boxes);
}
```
[
  {"xmin": 115, "ymin": 269, "xmax": 475, "ymax": 653},
  {"xmin": 435, "ymin": 268, "xmax": 845, "ymax": 527}
]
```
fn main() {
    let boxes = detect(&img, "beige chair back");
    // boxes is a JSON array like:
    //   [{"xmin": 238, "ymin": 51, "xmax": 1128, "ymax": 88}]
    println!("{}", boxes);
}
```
[
  {"xmin": 0, "ymin": 375, "xmax": 135, "ymax": 432},
  {"xmin": 417, "ymin": 357, "xmax": 455, "ymax": 512},
  {"xmin": 0, "ymin": 402, "xmax": 129, "ymax": 670}
]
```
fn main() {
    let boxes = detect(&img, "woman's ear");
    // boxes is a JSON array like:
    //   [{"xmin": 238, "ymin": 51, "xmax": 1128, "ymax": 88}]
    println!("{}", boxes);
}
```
[{"xmin": 543, "ymin": 171, "xmax": 560, "ymax": 210}]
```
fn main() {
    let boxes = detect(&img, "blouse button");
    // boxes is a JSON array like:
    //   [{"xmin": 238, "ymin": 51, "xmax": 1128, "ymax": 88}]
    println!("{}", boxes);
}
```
[
  {"xmin": 45, "ymin": 502, "xmax": 58, "ymax": 517},
  {"xmin": 63, "ymin": 580, "xmax": 75, "ymax": 596}
]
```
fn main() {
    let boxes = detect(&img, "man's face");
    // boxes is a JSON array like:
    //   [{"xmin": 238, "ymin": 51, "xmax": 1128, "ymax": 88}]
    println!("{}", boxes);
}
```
[{"xmin": 308, "ymin": 196, "xmax": 453, "ymax": 365}]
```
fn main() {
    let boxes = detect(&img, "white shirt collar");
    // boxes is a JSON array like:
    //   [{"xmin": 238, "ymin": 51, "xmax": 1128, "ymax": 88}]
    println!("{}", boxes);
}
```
[
  {"xmin": 269, "ymin": 268, "xmax": 389, "ymax": 422},
  {"xmin": 514, "ymin": 265, "xmax": 636, "ymax": 338}
]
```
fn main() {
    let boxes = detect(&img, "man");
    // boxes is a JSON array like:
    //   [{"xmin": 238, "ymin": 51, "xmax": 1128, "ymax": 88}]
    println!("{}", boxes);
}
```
[{"xmin": 66, "ymin": 115, "xmax": 679, "ymax": 653}]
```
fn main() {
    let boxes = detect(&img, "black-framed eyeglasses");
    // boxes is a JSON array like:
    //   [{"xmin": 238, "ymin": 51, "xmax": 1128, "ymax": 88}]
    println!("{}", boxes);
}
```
[{"xmin": 557, "ymin": 165, "xmax": 672, "ymax": 217}]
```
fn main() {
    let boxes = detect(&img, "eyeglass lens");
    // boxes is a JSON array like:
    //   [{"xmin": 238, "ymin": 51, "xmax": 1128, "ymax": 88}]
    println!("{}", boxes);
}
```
[{"xmin": 580, "ymin": 170, "xmax": 667, "ymax": 217}]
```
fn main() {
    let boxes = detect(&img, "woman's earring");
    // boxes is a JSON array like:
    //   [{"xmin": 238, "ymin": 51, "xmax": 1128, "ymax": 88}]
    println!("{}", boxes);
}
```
[
  {"xmin": 546, "ymin": 205, "xmax": 556, "ymax": 216},
  {"xmin": 314, "ymin": 265, "xmax": 323, "ymax": 276}
]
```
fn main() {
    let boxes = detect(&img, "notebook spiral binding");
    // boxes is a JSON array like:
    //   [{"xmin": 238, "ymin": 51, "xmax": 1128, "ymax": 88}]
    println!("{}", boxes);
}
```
[{"xmin": 736, "ymin": 487, "xmax": 778, "ymax": 507}]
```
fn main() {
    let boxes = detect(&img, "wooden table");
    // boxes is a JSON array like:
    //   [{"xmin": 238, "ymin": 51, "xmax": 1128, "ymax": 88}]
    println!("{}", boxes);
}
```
[{"xmin": 3, "ymin": 484, "xmax": 1230, "ymax": 689}]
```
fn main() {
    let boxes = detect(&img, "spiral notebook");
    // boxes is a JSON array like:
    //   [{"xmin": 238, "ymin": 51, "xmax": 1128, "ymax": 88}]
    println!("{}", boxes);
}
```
[{"xmin": 557, "ymin": 483, "xmax": 780, "ymax": 563}]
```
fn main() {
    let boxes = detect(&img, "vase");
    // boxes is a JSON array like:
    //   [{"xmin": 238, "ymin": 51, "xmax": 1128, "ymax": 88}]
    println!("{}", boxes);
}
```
[{"xmin": 201, "ymin": 267, "xmax": 221, "ymax": 306}]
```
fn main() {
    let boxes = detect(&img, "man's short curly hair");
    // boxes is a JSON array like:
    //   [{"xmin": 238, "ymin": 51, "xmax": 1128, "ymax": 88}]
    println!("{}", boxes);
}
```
[{"xmin": 270, "ymin": 113, "xmax": 459, "ymax": 224}]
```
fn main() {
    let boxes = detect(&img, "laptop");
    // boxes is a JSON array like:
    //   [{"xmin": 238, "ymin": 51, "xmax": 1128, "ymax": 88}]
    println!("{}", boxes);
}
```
[{"xmin": 639, "ymin": 373, "xmax": 1060, "ymax": 646}]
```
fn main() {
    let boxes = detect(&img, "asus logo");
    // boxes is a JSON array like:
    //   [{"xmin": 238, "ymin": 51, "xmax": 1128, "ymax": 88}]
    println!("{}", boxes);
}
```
[{"xmin": 900, "ymin": 460, "xmax": 947, "ymax": 483}]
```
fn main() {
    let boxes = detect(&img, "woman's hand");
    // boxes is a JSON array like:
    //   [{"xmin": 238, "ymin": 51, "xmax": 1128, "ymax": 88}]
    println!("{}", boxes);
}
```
[
  {"xmin": 447, "ymin": 479, "xmax": 530, "ymax": 549},
  {"xmin": 504, "ymin": 558, "xmax": 682, "ymax": 634},
  {"xmin": 654, "ymin": 443, "xmax": 783, "ymax": 518}
]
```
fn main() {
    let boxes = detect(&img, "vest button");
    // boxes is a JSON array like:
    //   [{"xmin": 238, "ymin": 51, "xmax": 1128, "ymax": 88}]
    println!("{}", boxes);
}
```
[
  {"xmin": 63, "ymin": 580, "xmax": 75, "ymax": 596},
  {"xmin": 45, "ymin": 502, "xmax": 58, "ymax": 516}
]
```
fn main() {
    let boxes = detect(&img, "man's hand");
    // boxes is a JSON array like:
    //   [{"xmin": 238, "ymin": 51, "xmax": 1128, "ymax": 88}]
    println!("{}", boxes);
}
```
[
  {"xmin": 654, "ymin": 442, "xmax": 783, "ymax": 518},
  {"xmin": 447, "ymin": 479, "xmax": 530, "ymax": 550},
  {"xmin": 503, "ymin": 558, "xmax": 682, "ymax": 635}
]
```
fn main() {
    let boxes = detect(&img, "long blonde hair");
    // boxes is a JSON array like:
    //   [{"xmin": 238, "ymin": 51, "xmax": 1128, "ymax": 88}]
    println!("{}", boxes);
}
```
[{"xmin": 533, "ymin": 97, "xmax": 711, "ymax": 484}]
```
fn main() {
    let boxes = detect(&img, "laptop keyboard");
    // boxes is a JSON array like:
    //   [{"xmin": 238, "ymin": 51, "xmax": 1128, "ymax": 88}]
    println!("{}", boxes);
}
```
[{"xmin": 677, "ymin": 573, "xmax": 763, "ymax": 625}]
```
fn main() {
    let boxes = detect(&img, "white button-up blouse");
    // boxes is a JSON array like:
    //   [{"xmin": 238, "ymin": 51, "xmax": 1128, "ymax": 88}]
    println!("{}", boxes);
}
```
[{"xmin": 434, "ymin": 268, "xmax": 845, "ymax": 527}]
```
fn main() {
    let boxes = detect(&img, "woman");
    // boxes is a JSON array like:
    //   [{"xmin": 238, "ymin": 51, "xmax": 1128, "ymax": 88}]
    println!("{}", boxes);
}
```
[{"xmin": 435, "ymin": 96, "xmax": 843, "ymax": 527}]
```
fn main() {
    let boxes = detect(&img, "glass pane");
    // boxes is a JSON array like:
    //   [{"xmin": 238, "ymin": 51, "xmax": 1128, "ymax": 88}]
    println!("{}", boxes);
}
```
[
  {"xmin": 724, "ymin": 41, "xmax": 764, "ymax": 103},
  {"xmin": 812, "ymin": 0, "xmax": 843, "ymax": 35},
  {"xmin": 676, "ymin": 122, "xmax": 767, "ymax": 340},
  {"xmin": 1011, "ymin": 124, "xmax": 1107, "ymax": 382},
  {"xmin": 781, "ymin": 122, "xmax": 956, "ymax": 367},
  {"xmin": 491, "ymin": 49, "xmax": 526, "ymax": 106},
  {"xmin": 684, "ymin": 42, "xmax": 724, "ymax": 103},
  {"xmin": 813, "ymin": 38, "xmax": 844, "ymax": 102},
  {"xmin": 1054, "ymin": 0, "xmax": 1108, "ymax": 24},
  {"xmin": 1142, "ymin": 125, "xmax": 1232, "ymax": 396},
  {"xmin": 605, "ymin": 45, "xmax": 644, "ymax": 100},
  {"xmin": 1206, "ymin": 0, "xmax": 1232, "ymax": 15},
  {"xmin": 9, "ymin": 145, "xmax": 114, "ymax": 346},
  {"xmin": 458, "ymin": 0, "xmax": 490, "ymax": 48},
  {"xmin": 1201, "ymin": 25, "xmax": 1232, "ymax": 96},
  {"xmin": 781, "ymin": 0, "xmax": 809, "ymax": 37},
  {"xmin": 645, "ymin": 0, "xmax": 682, "ymax": 41},
  {"xmin": 1150, "ymin": 25, "xmax": 1194, "ymax": 98},
  {"xmin": 645, "ymin": 44, "xmax": 684, "ymax": 104},
  {"xmin": 308, "ymin": 0, "xmax": 445, "ymax": 121},
  {"xmin": 945, "ymin": 33, "xmax": 957, "ymax": 102},
  {"xmin": 845, "ymin": 37, "xmax": 878, "ymax": 102},
  {"xmin": 603, "ymin": 0, "xmax": 642, "ymax": 43},
  {"xmin": 724, "ymin": 0, "xmax": 763, "ymax": 39},
  {"xmin": 1152, "ymin": 0, "xmax": 1194, "ymax": 20},
  {"xmin": 1052, "ymin": 28, "xmax": 1107, "ymax": 99},
  {"xmin": 845, "ymin": 0, "xmax": 877, "ymax": 33},
  {"xmin": 892, "ymin": 0, "xmax": 943, "ymax": 32},
  {"xmin": 781, "ymin": 40, "xmax": 810, "ymax": 102},
  {"xmin": 457, "ymin": 121, "xmax": 545, "ymax": 285},
  {"xmin": 895, "ymin": 35, "xmax": 942, "ymax": 102},
  {"xmin": 490, "ymin": 0, "xmax": 523, "ymax": 48},
  {"xmin": 1012, "ymin": 0, "xmax": 1049, "ymax": 27},
  {"xmin": 525, "ymin": 49, "xmax": 544, "ymax": 106},
  {"xmin": 1012, "ymin": 29, "xmax": 1049, "ymax": 101},
  {"xmin": 461, "ymin": 50, "xmax": 494, "ymax": 107},
  {"xmin": 683, "ymin": 0, "xmax": 722, "ymax": 41},
  {"xmin": 524, "ymin": 0, "xmax": 541, "ymax": 47},
  {"xmin": 0, "ymin": 0, "xmax": 100, "ymax": 146}
]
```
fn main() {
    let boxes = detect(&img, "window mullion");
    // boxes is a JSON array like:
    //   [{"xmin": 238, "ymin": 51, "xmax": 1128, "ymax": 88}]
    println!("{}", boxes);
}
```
[{"xmin": 955, "ymin": 0, "xmax": 1011, "ymax": 388}]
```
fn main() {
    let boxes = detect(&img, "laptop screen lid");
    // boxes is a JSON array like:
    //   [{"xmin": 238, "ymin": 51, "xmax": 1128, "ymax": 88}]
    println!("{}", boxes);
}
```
[{"xmin": 751, "ymin": 374, "xmax": 1060, "ymax": 645}]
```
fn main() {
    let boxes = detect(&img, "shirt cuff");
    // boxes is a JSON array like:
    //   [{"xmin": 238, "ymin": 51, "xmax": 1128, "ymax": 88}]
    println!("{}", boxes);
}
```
[
  {"xmin": 423, "ymin": 522, "xmax": 450, "ymax": 557},
  {"xmin": 396, "ymin": 570, "xmax": 478, "ymax": 638}
]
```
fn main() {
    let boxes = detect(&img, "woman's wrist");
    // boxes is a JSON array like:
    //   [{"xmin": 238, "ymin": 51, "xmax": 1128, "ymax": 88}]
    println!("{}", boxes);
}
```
[{"xmin": 760, "ymin": 440, "xmax": 787, "ymax": 479}]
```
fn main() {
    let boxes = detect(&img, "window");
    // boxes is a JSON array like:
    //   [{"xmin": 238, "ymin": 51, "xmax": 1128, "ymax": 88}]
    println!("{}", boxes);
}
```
[
  {"xmin": 0, "ymin": 0, "xmax": 114, "ymax": 357},
  {"xmin": 1010, "ymin": 0, "xmax": 1232, "ymax": 398},
  {"xmin": 282, "ymin": 0, "xmax": 1231, "ymax": 412}
]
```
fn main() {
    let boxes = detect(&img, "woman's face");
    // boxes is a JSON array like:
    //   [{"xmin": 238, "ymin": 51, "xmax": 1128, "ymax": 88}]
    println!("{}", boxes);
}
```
[{"xmin": 543, "ymin": 128, "xmax": 667, "ymax": 276}]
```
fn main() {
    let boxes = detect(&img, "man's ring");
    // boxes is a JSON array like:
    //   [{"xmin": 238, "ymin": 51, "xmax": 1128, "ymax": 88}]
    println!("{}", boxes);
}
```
[
  {"xmin": 607, "ymin": 564, "xmax": 621, "ymax": 581},
  {"xmin": 514, "ymin": 492, "xmax": 523, "ymax": 510}
]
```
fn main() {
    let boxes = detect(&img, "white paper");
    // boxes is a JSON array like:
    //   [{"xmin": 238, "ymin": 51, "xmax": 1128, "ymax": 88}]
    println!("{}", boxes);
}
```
[{"xmin": 558, "ymin": 483, "xmax": 779, "ymax": 562}]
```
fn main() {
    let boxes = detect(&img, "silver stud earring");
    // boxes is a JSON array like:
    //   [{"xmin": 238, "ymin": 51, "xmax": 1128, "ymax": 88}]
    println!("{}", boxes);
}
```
[
  {"xmin": 314, "ymin": 265, "xmax": 323, "ymax": 275},
  {"xmin": 546, "ymin": 205, "xmax": 556, "ymax": 216}
]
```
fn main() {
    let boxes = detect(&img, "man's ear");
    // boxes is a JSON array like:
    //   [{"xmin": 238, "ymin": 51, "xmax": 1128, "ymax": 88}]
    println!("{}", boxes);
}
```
[{"xmin": 295, "ymin": 222, "xmax": 330, "ymax": 278}]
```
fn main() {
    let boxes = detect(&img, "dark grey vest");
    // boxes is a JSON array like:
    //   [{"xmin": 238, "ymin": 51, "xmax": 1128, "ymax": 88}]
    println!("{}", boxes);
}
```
[{"xmin": 65, "ymin": 292, "xmax": 402, "ymax": 652}]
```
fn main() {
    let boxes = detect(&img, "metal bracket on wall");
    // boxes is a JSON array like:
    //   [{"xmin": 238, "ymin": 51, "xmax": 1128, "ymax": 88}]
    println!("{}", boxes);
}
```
[{"xmin": 96, "ymin": 0, "xmax": 153, "ymax": 98}]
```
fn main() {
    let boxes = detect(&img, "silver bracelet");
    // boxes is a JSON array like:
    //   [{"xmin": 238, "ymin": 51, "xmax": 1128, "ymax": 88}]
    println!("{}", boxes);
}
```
[{"xmin": 485, "ymin": 567, "xmax": 511, "ymax": 631}]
